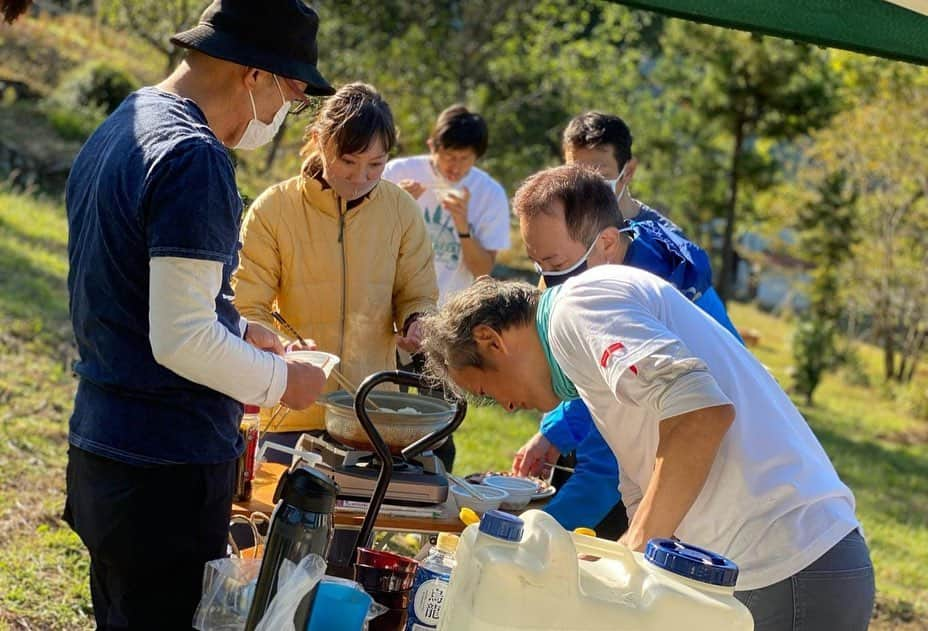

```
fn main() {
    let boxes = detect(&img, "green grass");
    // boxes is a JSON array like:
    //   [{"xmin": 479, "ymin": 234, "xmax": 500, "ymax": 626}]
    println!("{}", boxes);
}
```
[
  {"xmin": 455, "ymin": 406, "xmax": 541, "ymax": 475},
  {"xmin": 0, "ymin": 13, "xmax": 162, "ymax": 98},
  {"xmin": 0, "ymin": 191, "xmax": 90, "ymax": 630},
  {"xmin": 726, "ymin": 302, "xmax": 928, "ymax": 624},
  {"xmin": 0, "ymin": 189, "xmax": 926, "ymax": 628}
]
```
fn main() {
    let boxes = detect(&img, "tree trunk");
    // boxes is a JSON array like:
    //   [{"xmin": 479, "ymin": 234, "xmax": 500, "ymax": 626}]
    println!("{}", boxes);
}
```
[
  {"xmin": 903, "ymin": 328, "xmax": 926, "ymax": 383},
  {"xmin": 718, "ymin": 117, "xmax": 745, "ymax": 304},
  {"xmin": 882, "ymin": 327, "xmax": 895, "ymax": 382},
  {"xmin": 262, "ymin": 117, "xmax": 289, "ymax": 174}
]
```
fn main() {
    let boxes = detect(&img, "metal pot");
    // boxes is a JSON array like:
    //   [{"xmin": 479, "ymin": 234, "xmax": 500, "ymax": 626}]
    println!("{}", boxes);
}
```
[{"xmin": 322, "ymin": 390, "xmax": 456, "ymax": 455}]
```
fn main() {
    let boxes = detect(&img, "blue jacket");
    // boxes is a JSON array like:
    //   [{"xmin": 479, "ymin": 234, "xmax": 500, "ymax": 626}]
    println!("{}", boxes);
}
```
[
  {"xmin": 541, "ymin": 204, "xmax": 742, "ymax": 530},
  {"xmin": 541, "ymin": 399, "xmax": 622, "ymax": 531}
]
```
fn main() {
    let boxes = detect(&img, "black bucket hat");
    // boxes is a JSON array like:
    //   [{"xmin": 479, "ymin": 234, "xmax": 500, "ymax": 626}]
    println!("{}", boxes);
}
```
[{"xmin": 170, "ymin": 0, "xmax": 334, "ymax": 96}]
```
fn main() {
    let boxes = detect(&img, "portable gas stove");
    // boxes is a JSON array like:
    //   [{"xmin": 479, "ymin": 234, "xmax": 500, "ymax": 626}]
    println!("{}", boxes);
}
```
[{"xmin": 301, "ymin": 432, "xmax": 449, "ymax": 506}]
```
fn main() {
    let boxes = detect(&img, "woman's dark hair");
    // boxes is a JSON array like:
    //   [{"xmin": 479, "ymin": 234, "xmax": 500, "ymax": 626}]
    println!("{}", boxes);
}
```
[
  {"xmin": 301, "ymin": 82, "xmax": 397, "ymax": 175},
  {"xmin": 2, "ymin": 0, "xmax": 32, "ymax": 23},
  {"xmin": 429, "ymin": 104, "xmax": 489, "ymax": 157}
]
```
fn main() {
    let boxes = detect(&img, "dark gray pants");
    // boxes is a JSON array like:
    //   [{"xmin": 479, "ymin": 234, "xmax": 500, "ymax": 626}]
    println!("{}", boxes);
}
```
[{"xmin": 735, "ymin": 529, "xmax": 875, "ymax": 630}]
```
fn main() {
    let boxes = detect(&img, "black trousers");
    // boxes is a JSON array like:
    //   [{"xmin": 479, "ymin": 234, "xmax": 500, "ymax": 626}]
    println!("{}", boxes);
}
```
[{"xmin": 63, "ymin": 445, "xmax": 235, "ymax": 630}]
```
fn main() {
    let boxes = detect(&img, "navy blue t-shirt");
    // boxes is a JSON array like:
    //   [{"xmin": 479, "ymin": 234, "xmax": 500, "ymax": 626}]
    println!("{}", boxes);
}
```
[{"xmin": 66, "ymin": 87, "xmax": 244, "ymax": 466}]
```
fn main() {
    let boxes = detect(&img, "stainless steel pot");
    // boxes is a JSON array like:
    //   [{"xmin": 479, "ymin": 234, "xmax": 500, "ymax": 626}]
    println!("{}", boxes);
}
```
[{"xmin": 322, "ymin": 390, "xmax": 456, "ymax": 455}]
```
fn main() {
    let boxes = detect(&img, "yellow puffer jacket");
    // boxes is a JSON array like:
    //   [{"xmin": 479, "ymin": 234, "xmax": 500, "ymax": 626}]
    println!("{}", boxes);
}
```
[{"xmin": 233, "ymin": 171, "xmax": 438, "ymax": 432}]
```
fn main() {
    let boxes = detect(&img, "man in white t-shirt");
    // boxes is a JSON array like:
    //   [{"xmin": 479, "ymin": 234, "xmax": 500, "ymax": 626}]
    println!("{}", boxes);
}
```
[
  {"xmin": 418, "ymin": 167, "xmax": 875, "ymax": 631},
  {"xmin": 383, "ymin": 105, "xmax": 511, "ymax": 305}
]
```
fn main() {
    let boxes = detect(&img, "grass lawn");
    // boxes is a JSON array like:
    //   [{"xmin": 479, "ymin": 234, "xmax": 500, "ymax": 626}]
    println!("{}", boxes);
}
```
[{"xmin": 0, "ymin": 189, "xmax": 926, "ymax": 629}]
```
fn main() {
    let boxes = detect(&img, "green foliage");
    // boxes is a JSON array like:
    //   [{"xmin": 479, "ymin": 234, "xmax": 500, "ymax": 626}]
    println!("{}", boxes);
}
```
[
  {"xmin": 902, "ymin": 383, "xmax": 928, "ymax": 422},
  {"xmin": 790, "ymin": 171, "xmax": 858, "ymax": 403},
  {"xmin": 59, "ymin": 61, "xmax": 138, "ymax": 114},
  {"xmin": 792, "ymin": 317, "xmax": 837, "ymax": 405},
  {"xmin": 97, "ymin": 0, "xmax": 201, "ymax": 73},
  {"xmin": 645, "ymin": 24, "xmax": 841, "ymax": 299},
  {"xmin": 840, "ymin": 347, "xmax": 873, "ymax": 388},
  {"xmin": 306, "ymin": 0, "xmax": 656, "ymax": 190},
  {"xmin": 801, "ymin": 84, "xmax": 928, "ymax": 383},
  {"xmin": 41, "ymin": 103, "xmax": 104, "ymax": 141},
  {"xmin": 40, "ymin": 61, "xmax": 139, "ymax": 141}
]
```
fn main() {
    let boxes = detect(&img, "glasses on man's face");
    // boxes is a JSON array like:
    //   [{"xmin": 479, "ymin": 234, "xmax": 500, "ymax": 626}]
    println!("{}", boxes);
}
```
[{"xmin": 289, "ymin": 99, "xmax": 312, "ymax": 115}]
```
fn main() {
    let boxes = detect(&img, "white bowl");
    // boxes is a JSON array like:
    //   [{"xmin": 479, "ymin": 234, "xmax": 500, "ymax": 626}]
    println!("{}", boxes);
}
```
[
  {"xmin": 286, "ymin": 350, "xmax": 340, "ymax": 378},
  {"xmin": 483, "ymin": 475, "xmax": 538, "ymax": 510},
  {"xmin": 450, "ymin": 484, "xmax": 509, "ymax": 514}
]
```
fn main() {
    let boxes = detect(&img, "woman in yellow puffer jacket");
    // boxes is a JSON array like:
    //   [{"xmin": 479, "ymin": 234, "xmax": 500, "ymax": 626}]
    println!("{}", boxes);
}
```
[{"xmin": 233, "ymin": 83, "xmax": 438, "ymax": 461}]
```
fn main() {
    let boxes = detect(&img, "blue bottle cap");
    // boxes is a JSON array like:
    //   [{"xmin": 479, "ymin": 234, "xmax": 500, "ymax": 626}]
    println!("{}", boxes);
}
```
[
  {"xmin": 478, "ymin": 510, "xmax": 524, "ymax": 542},
  {"xmin": 644, "ymin": 538, "xmax": 739, "ymax": 587}
]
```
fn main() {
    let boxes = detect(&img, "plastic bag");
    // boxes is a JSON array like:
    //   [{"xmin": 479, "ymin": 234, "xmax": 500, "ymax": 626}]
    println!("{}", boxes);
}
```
[
  {"xmin": 254, "ymin": 554, "xmax": 327, "ymax": 631},
  {"xmin": 193, "ymin": 556, "xmax": 262, "ymax": 631}
]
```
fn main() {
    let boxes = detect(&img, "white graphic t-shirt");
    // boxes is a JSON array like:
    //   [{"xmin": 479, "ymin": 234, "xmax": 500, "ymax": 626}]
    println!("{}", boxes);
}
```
[
  {"xmin": 549, "ymin": 265, "xmax": 859, "ymax": 590},
  {"xmin": 383, "ymin": 155, "xmax": 511, "ymax": 304}
]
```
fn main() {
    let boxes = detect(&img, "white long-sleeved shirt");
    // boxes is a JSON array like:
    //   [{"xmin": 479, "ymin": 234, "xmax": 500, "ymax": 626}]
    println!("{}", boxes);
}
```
[{"xmin": 149, "ymin": 256, "xmax": 287, "ymax": 407}]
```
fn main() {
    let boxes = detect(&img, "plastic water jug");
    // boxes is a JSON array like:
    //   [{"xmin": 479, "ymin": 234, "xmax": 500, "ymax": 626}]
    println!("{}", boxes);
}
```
[{"xmin": 437, "ymin": 510, "xmax": 753, "ymax": 631}]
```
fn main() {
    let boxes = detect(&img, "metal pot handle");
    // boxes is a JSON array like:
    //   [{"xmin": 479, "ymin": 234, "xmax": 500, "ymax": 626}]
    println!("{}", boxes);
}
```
[{"xmin": 352, "ymin": 370, "xmax": 467, "ymax": 553}]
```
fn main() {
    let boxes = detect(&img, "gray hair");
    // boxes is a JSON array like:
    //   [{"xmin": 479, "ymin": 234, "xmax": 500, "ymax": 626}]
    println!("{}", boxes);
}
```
[{"xmin": 420, "ymin": 277, "xmax": 541, "ymax": 396}]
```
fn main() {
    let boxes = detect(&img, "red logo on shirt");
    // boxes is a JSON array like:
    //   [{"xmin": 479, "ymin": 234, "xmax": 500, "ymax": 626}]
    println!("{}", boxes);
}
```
[{"xmin": 600, "ymin": 341, "xmax": 637, "ymax": 375}]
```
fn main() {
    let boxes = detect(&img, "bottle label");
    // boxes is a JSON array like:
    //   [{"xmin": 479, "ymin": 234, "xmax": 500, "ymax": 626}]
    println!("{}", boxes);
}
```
[{"xmin": 407, "ymin": 569, "xmax": 449, "ymax": 629}]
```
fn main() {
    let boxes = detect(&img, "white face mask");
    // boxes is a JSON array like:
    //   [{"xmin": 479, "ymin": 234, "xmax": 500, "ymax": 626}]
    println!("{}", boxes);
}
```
[
  {"xmin": 604, "ymin": 163, "xmax": 629, "ymax": 202},
  {"xmin": 233, "ymin": 75, "xmax": 289, "ymax": 151}
]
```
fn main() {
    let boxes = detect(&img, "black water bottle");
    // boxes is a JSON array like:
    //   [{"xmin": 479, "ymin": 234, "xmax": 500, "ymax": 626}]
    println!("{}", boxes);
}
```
[{"xmin": 244, "ymin": 465, "xmax": 338, "ymax": 631}]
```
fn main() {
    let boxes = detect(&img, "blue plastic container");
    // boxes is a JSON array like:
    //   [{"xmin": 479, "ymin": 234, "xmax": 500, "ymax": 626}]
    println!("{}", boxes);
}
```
[{"xmin": 305, "ymin": 578, "xmax": 373, "ymax": 631}]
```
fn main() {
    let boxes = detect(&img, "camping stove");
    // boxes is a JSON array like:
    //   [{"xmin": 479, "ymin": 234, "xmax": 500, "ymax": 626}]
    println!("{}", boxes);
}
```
[{"xmin": 300, "ymin": 432, "xmax": 449, "ymax": 506}]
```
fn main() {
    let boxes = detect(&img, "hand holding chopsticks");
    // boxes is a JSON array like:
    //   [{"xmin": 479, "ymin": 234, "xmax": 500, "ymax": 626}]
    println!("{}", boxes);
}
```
[{"xmin": 270, "ymin": 311, "xmax": 383, "ymax": 411}]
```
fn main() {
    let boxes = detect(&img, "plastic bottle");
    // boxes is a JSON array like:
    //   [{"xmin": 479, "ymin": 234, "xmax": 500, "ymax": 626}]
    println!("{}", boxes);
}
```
[
  {"xmin": 244, "ymin": 465, "xmax": 338, "ymax": 631},
  {"xmin": 405, "ymin": 532, "xmax": 460, "ymax": 630}
]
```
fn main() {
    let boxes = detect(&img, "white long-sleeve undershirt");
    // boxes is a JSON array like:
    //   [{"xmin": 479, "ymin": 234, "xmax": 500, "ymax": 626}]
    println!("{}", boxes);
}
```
[{"xmin": 149, "ymin": 256, "xmax": 287, "ymax": 407}]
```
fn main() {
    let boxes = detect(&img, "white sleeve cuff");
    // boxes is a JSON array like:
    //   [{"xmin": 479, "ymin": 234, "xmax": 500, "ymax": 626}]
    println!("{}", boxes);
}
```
[
  {"xmin": 263, "ymin": 354, "xmax": 289, "ymax": 408},
  {"xmin": 149, "ymin": 257, "xmax": 288, "ymax": 407}
]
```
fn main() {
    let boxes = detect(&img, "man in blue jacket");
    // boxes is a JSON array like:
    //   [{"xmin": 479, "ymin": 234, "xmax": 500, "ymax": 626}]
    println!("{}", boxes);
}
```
[{"xmin": 512, "ymin": 112, "xmax": 742, "ymax": 536}]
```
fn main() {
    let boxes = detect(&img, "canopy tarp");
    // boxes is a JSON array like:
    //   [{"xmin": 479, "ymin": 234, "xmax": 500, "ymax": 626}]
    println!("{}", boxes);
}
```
[{"xmin": 609, "ymin": 0, "xmax": 928, "ymax": 66}]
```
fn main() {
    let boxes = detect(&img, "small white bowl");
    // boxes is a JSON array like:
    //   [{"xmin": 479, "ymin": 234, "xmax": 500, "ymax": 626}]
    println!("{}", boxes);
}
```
[
  {"xmin": 450, "ymin": 484, "xmax": 509, "ymax": 514},
  {"xmin": 286, "ymin": 350, "xmax": 340, "ymax": 378},
  {"xmin": 483, "ymin": 475, "xmax": 538, "ymax": 510}
]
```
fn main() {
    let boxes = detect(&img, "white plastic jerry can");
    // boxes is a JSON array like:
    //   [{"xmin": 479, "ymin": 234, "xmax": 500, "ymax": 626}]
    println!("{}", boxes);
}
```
[{"xmin": 437, "ymin": 509, "xmax": 753, "ymax": 631}]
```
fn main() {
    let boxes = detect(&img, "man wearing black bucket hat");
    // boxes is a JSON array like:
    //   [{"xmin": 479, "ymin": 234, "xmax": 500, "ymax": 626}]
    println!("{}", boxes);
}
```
[{"xmin": 63, "ymin": 1, "xmax": 334, "ymax": 628}]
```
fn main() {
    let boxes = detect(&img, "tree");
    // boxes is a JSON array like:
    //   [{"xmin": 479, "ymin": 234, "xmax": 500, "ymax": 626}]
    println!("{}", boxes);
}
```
[
  {"xmin": 650, "ymin": 23, "xmax": 840, "ymax": 302},
  {"xmin": 800, "ymin": 80, "xmax": 928, "ymax": 383},
  {"xmin": 791, "ymin": 171, "xmax": 858, "ymax": 404},
  {"xmin": 255, "ymin": 0, "xmax": 652, "ymax": 190},
  {"xmin": 97, "ymin": 0, "xmax": 202, "ymax": 74}
]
